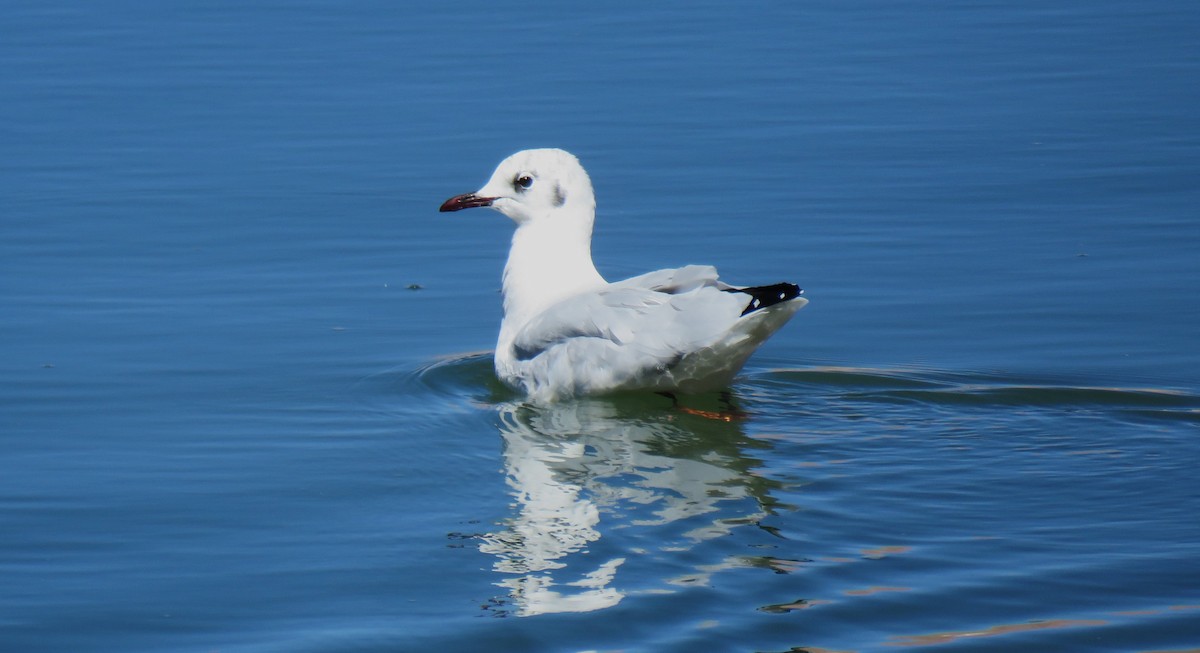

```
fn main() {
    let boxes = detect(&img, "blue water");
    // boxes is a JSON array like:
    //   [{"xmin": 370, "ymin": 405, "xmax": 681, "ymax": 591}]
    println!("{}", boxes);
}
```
[{"xmin": 3, "ymin": 2, "xmax": 1199, "ymax": 652}]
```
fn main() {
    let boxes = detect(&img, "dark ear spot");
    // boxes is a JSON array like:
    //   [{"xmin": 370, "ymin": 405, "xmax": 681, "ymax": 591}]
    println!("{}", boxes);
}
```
[{"xmin": 552, "ymin": 183, "xmax": 566, "ymax": 207}]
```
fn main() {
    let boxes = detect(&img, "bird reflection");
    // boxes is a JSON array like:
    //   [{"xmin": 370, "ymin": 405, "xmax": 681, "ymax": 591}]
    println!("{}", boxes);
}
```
[{"xmin": 480, "ymin": 395, "xmax": 782, "ymax": 616}]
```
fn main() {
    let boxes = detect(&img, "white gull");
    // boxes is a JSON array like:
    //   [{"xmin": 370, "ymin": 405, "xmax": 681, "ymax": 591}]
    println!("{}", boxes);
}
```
[{"xmin": 439, "ymin": 148, "xmax": 807, "ymax": 401}]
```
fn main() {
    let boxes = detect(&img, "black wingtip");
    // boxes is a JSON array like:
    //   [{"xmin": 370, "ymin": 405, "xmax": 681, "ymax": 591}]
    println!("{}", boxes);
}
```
[{"xmin": 725, "ymin": 282, "xmax": 803, "ymax": 316}]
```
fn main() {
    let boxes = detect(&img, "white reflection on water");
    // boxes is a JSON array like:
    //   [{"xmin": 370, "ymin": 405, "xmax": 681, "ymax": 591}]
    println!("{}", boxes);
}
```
[{"xmin": 481, "ymin": 397, "xmax": 780, "ymax": 616}]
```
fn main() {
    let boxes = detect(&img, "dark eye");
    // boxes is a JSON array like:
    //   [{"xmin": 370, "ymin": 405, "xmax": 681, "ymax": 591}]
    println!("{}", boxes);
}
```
[{"xmin": 515, "ymin": 175, "xmax": 533, "ymax": 190}]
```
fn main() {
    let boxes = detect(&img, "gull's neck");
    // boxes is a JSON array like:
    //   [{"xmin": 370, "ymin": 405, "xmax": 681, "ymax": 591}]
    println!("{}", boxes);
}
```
[{"xmin": 499, "ymin": 216, "xmax": 606, "ymax": 345}]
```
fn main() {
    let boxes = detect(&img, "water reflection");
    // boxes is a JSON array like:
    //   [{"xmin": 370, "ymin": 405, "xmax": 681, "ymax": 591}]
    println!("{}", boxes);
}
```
[{"xmin": 481, "ymin": 396, "xmax": 782, "ymax": 616}]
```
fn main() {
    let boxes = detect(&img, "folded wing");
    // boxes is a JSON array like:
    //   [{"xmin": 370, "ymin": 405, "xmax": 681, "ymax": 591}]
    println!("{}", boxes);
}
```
[{"xmin": 508, "ymin": 266, "xmax": 805, "ymax": 397}]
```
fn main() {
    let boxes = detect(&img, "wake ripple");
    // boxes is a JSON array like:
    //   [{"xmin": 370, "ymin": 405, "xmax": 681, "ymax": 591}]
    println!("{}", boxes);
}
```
[
  {"xmin": 754, "ymin": 366, "xmax": 1200, "ymax": 421},
  {"xmin": 378, "ymin": 354, "xmax": 1200, "ymax": 424}
]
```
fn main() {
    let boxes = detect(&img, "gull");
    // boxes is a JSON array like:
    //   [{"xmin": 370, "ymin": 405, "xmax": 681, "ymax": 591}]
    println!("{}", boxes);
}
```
[{"xmin": 439, "ymin": 148, "xmax": 807, "ymax": 402}]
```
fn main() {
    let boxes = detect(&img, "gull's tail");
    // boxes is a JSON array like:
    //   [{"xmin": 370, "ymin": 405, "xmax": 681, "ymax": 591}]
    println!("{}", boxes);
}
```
[{"xmin": 724, "ymin": 282, "xmax": 803, "ymax": 316}]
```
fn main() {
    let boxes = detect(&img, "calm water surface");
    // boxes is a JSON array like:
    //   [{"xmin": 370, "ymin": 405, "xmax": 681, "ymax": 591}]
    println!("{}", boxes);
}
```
[{"xmin": 2, "ymin": 2, "xmax": 1198, "ymax": 652}]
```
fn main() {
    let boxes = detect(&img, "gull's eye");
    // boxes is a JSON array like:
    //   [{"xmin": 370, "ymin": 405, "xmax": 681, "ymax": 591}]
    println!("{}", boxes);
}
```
[{"xmin": 515, "ymin": 175, "xmax": 534, "ymax": 190}]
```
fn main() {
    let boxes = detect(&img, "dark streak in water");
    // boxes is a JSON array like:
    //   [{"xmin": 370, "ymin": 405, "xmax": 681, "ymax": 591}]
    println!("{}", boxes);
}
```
[
  {"xmin": 886, "ymin": 618, "xmax": 1109, "ymax": 647},
  {"xmin": 758, "ymin": 366, "xmax": 1200, "ymax": 418}
]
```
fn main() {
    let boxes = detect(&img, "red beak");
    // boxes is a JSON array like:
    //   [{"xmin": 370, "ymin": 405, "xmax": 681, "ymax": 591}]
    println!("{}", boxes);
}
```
[{"xmin": 439, "ymin": 193, "xmax": 496, "ymax": 212}]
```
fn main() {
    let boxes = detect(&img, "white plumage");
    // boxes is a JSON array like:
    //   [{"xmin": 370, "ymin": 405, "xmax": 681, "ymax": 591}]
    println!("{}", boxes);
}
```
[{"xmin": 440, "ymin": 148, "xmax": 807, "ymax": 401}]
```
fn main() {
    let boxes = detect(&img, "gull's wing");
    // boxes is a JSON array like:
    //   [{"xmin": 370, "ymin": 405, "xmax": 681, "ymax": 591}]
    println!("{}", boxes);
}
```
[
  {"xmin": 510, "ymin": 266, "xmax": 743, "ymax": 363},
  {"xmin": 507, "ymin": 265, "xmax": 805, "ymax": 397},
  {"xmin": 608, "ymin": 264, "xmax": 732, "ymax": 293}
]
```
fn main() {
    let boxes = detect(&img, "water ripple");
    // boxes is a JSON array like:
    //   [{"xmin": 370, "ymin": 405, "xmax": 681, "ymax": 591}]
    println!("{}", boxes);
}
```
[
  {"xmin": 407, "ymin": 356, "xmax": 1200, "ymax": 415},
  {"xmin": 757, "ymin": 366, "xmax": 1200, "ymax": 421}
]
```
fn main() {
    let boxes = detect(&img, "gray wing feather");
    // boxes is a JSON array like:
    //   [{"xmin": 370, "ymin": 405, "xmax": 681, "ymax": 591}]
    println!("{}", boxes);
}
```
[
  {"xmin": 511, "ymin": 266, "xmax": 743, "ymax": 363},
  {"xmin": 609, "ymin": 264, "xmax": 732, "ymax": 293}
]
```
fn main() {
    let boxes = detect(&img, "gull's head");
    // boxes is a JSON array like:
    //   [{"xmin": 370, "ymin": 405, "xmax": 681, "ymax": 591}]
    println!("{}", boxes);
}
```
[{"xmin": 439, "ymin": 148, "xmax": 596, "ymax": 226}]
